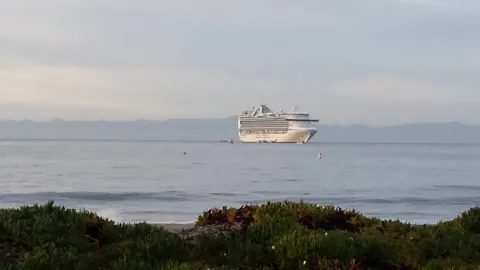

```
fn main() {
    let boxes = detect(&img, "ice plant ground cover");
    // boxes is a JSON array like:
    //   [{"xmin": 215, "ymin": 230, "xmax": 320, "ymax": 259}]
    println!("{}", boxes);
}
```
[{"xmin": 1, "ymin": 200, "xmax": 480, "ymax": 269}]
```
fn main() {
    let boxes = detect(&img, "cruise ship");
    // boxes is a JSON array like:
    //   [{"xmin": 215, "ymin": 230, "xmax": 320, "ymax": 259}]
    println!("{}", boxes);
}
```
[{"xmin": 238, "ymin": 104, "xmax": 319, "ymax": 143}]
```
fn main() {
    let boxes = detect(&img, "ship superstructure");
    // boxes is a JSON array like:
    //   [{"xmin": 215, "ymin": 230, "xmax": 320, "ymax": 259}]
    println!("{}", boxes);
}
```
[{"xmin": 238, "ymin": 104, "xmax": 319, "ymax": 143}]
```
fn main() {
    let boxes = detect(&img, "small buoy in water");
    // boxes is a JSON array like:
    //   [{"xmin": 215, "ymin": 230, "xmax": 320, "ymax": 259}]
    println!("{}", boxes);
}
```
[{"xmin": 183, "ymin": 152, "xmax": 187, "ymax": 155}]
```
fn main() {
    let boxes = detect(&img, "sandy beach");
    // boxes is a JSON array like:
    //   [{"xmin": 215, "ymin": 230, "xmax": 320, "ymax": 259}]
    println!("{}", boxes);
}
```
[
  {"xmin": 155, "ymin": 223, "xmax": 195, "ymax": 233},
  {"xmin": 151, "ymin": 222, "xmax": 243, "ymax": 240}
]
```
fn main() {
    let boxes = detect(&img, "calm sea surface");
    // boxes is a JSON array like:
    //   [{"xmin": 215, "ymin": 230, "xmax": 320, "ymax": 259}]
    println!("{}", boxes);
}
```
[{"xmin": 1, "ymin": 140, "xmax": 479, "ymax": 224}]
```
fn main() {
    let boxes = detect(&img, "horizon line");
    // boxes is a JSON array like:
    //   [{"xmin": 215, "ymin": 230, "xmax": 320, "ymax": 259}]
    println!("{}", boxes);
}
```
[
  {"xmin": 0, "ymin": 138, "xmax": 478, "ymax": 145},
  {"xmin": 0, "ymin": 118, "xmax": 472, "ymax": 127}
]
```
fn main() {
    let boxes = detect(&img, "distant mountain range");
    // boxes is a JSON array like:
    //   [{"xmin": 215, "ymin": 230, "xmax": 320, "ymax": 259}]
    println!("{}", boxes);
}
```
[{"xmin": 1, "ymin": 118, "xmax": 479, "ymax": 143}]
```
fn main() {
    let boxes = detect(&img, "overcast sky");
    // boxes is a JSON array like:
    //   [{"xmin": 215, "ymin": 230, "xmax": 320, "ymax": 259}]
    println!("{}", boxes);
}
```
[{"xmin": 0, "ymin": 0, "xmax": 479, "ymax": 125}]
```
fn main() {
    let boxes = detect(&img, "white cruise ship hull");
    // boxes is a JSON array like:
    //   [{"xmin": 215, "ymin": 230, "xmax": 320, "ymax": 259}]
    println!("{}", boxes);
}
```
[
  {"xmin": 238, "ymin": 104, "xmax": 319, "ymax": 143},
  {"xmin": 238, "ymin": 128, "xmax": 317, "ymax": 143}
]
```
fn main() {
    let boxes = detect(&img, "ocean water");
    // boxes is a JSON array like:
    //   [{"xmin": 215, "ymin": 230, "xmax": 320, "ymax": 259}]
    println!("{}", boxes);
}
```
[{"xmin": 1, "ymin": 140, "xmax": 480, "ymax": 225}]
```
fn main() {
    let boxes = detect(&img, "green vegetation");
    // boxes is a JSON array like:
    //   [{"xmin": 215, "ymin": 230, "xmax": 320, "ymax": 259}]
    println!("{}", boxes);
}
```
[{"xmin": 1, "ymin": 201, "xmax": 480, "ymax": 269}]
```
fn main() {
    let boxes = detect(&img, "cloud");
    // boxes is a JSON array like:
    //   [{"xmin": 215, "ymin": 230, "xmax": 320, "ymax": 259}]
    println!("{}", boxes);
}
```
[
  {"xmin": 393, "ymin": 0, "xmax": 480, "ymax": 10},
  {"xmin": 0, "ymin": 0, "xmax": 479, "ymax": 124},
  {"xmin": 0, "ymin": 62, "xmax": 286, "ymax": 119},
  {"xmin": 328, "ymin": 76, "xmax": 474, "ymax": 103},
  {"xmin": 315, "ymin": 74, "xmax": 480, "ymax": 126}
]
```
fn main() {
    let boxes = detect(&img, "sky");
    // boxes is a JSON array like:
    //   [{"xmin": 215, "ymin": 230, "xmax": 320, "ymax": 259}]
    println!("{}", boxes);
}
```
[{"xmin": 0, "ymin": 0, "xmax": 479, "ymax": 126}]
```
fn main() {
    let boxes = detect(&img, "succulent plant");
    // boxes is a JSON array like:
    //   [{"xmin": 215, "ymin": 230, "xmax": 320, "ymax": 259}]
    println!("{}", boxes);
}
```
[{"xmin": 1, "ymin": 200, "xmax": 480, "ymax": 269}]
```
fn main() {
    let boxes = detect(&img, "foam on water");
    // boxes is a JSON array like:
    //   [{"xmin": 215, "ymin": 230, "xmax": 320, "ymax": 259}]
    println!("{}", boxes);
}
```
[{"xmin": 97, "ymin": 208, "xmax": 119, "ymax": 222}]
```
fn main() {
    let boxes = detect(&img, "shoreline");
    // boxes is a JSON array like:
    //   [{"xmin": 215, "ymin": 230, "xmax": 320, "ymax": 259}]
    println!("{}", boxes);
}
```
[{"xmin": 152, "ymin": 223, "xmax": 195, "ymax": 233}]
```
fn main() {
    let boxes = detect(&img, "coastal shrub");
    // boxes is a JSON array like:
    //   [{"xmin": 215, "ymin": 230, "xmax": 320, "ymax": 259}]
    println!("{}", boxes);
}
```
[
  {"xmin": 443, "ymin": 206, "xmax": 480, "ymax": 233},
  {"xmin": 15, "ymin": 243, "xmax": 80, "ymax": 270},
  {"xmin": 111, "ymin": 222, "xmax": 190, "ymax": 263},
  {"xmin": 269, "ymin": 228, "xmax": 402, "ymax": 269},
  {"xmin": 2, "ymin": 201, "xmax": 480, "ymax": 269},
  {"xmin": 422, "ymin": 258, "xmax": 480, "ymax": 270},
  {"xmin": 192, "ymin": 230, "xmax": 272, "ymax": 268},
  {"xmin": 0, "ymin": 200, "xmax": 114, "ymax": 251}
]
